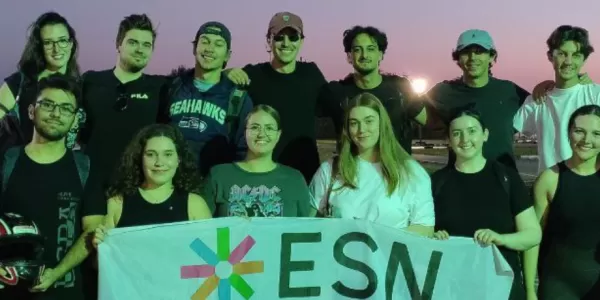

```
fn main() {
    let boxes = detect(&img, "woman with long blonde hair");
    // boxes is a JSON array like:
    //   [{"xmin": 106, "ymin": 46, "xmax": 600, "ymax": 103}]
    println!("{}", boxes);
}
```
[{"xmin": 309, "ymin": 92, "xmax": 434, "ymax": 236}]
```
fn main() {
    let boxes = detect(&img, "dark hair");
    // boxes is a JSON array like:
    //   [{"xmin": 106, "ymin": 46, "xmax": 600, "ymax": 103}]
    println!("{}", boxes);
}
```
[
  {"xmin": 36, "ymin": 74, "xmax": 81, "ymax": 108},
  {"xmin": 245, "ymin": 104, "xmax": 281, "ymax": 128},
  {"xmin": 18, "ymin": 12, "xmax": 80, "ymax": 79},
  {"xmin": 546, "ymin": 25, "xmax": 594, "ymax": 59},
  {"xmin": 116, "ymin": 14, "xmax": 156, "ymax": 48},
  {"xmin": 451, "ymin": 48, "xmax": 498, "ymax": 76},
  {"xmin": 343, "ymin": 26, "xmax": 388, "ymax": 54},
  {"xmin": 568, "ymin": 104, "xmax": 600, "ymax": 131},
  {"xmin": 106, "ymin": 124, "xmax": 201, "ymax": 198},
  {"xmin": 447, "ymin": 104, "xmax": 486, "ymax": 135}
]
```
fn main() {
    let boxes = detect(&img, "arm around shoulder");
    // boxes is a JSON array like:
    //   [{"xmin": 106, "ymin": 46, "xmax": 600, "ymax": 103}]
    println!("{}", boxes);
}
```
[
  {"xmin": 188, "ymin": 193, "xmax": 212, "ymax": 220},
  {"xmin": 0, "ymin": 82, "xmax": 16, "ymax": 118}
]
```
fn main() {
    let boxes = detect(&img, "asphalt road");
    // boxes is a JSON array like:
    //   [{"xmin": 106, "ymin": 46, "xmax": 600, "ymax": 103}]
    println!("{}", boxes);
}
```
[{"xmin": 316, "ymin": 141, "xmax": 539, "ymax": 183}]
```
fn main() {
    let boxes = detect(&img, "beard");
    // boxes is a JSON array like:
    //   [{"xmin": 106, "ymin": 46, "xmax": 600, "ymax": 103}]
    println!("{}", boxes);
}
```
[
  {"xmin": 33, "ymin": 118, "xmax": 69, "ymax": 142},
  {"xmin": 121, "ymin": 54, "xmax": 148, "ymax": 73},
  {"xmin": 355, "ymin": 65, "xmax": 377, "ymax": 76}
]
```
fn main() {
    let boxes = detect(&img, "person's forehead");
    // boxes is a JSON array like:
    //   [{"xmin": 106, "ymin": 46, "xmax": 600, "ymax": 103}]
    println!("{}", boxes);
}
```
[
  {"xmin": 39, "ymin": 88, "xmax": 76, "ymax": 105},
  {"xmin": 352, "ymin": 34, "xmax": 377, "ymax": 47},
  {"xmin": 350, "ymin": 107, "xmax": 378, "ymax": 118},
  {"xmin": 145, "ymin": 136, "xmax": 176, "ymax": 149},
  {"xmin": 124, "ymin": 29, "xmax": 154, "ymax": 42},
  {"xmin": 199, "ymin": 33, "xmax": 226, "ymax": 42},
  {"xmin": 276, "ymin": 27, "xmax": 299, "ymax": 35},
  {"xmin": 248, "ymin": 112, "xmax": 276, "ymax": 124},
  {"xmin": 40, "ymin": 24, "xmax": 69, "ymax": 39}
]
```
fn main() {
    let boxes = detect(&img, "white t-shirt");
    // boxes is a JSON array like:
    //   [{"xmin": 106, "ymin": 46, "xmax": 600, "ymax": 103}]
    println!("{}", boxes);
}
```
[
  {"xmin": 308, "ymin": 158, "xmax": 435, "ymax": 229},
  {"xmin": 513, "ymin": 83, "xmax": 600, "ymax": 174}
]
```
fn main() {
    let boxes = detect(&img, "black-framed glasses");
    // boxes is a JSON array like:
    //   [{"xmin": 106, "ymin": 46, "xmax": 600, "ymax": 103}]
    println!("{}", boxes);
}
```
[
  {"xmin": 36, "ymin": 100, "xmax": 77, "ymax": 117},
  {"xmin": 42, "ymin": 38, "xmax": 72, "ymax": 50},
  {"xmin": 246, "ymin": 124, "xmax": 278, "ymax": 136},
  {"xmin": 113, "ymin": 84, "xmax": 129, "ymax": 111},
  {"xmin": 273, "ymin": 34, "xmax": 301, "ymax": 42}
]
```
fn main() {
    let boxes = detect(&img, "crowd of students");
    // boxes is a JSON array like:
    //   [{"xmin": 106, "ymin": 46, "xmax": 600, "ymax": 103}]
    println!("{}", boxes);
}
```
[{"xmin": 0, "ymin": 9, "xmax": 598, "ymax": 300}]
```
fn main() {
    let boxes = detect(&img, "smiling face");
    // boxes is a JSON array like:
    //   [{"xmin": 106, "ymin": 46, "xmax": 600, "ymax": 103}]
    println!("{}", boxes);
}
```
[
  {"xmin": 40, "ymin": 24, "xmax": 73, "ymax": 71},
  {"xmin": 456, "ymin": 45, "xmax": 495, "ymax": 80},
  {"xmin": 348, "ymin": 33, "xmax": 382, "ymax": 75},
  {"xmin": 449, "ymin": 114, "xmax": 489, "ymax": 161},
  {"xmin": 194, "ymin": 31, "xmax": 230, "ymax": 72},
  {"xmin": 550, "ymin": 40, "xmax": 586, "ymax": 84},
  {"xmin": 348, "ymin": 106, "xmax": 380, "ymax": 153},
  {"xmin": 142, "ymin": 136, "xmax": 179, "ymax": 187},
  {"xmin": 569, "ymin": 114, "xmax": 600, "ymax": 161},
  {"xmin": 118, "ymin": 29, "xmax": 154, "ymax": 73},
  {"xmin": 245, "ymin": 110, "xmax": 281, "ymax": 156},
  {"xmin": 270, "ymin": 28, "xmax": 303, "ymax": 65}
]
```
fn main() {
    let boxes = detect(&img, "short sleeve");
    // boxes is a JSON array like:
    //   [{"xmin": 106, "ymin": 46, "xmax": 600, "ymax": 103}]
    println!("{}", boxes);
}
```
[
  {"xmin": 406, "ymin": 160, "xmax": 435, "ymax": 226},
  {"xmin": 308, "ymin": 160, "xmax": 333, "ymax": 213},
  {"xmin": 242, "ymin": 64, "xmax": 258, "ymax": 81},
  {"xmin": 396, "ymin": 77, "xmax": 425, "ymax": 119},
  {"xmin": 515, "ymin": 84, "xmax": 531, "ymax": 106},
  {"xmin": 506, "ymin": 166, "xmax": 533, "ymax": 217},
  {"xmin": 291, "ymin": 170, "xmax": 312, "ymax": 217},
  {"xmin": 512, "ymin": 96, "xmax": 536, "ymax": 133},
  {"xmin": 3, "ymin": 72, "xmax": 22, "ymax": 98}
]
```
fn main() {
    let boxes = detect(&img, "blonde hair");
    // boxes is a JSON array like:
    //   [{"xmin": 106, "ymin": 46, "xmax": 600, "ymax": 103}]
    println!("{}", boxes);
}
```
[{"xmin": 335, "ymin": 92, "xmax": 413, "ymax": 196}]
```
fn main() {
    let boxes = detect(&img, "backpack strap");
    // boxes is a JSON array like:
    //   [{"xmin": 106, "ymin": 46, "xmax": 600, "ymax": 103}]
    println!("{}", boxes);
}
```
[
  {"xmin": 491, "ymin": 161, "xmax": 511, "ymax": 196},
  {"xmin": 72, "ymin": 151, "xmax": 90, "ymax": 188},
  {"xmin": 225, "ymin": 88, "xmax": 247, "ymax": 142},
  {"xmin": 2, "ymin": 147, "xmax": 21, "ymax": 194},
  {"xmin": 319, "ymin": 156, "xmax": 339, "ymax": 217}
]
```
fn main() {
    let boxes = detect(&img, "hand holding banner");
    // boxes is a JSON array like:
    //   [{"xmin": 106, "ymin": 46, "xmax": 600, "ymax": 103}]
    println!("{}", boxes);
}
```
[{"xmin": 98, "ymin": 217, "xmax": 513, "ymax": 300}]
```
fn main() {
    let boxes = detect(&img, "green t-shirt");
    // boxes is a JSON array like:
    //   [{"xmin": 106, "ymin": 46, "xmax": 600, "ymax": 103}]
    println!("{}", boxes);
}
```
[{"xmin": 202, "ymin": 163, "xmax": 311, "ymax": 217}]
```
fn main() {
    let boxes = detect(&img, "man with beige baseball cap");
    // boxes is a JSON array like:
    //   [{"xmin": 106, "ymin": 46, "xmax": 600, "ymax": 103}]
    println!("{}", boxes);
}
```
[{"xmin": 224, "ymin": 12, "xmax": 342, "ymax": 186}]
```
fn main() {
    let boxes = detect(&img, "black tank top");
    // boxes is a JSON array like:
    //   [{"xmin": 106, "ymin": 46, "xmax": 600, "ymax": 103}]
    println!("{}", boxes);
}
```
[
  {"xmin": 117, "ymin": 188, "xmax": 189, "ymax": 228},
  {"xmin": 545, "ymin": 162, "xmax": 600, "ymax": 249}
]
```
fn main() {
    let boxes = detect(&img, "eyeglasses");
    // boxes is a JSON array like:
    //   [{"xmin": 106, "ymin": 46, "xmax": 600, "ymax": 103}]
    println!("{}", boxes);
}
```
[
  {"xmin": 36, "ymin": 100, "xmax": 76, "ymax": 117},
  {"xmin": 273, "ymin": 34, "xmax": 301, "ymax": 43},
  {"xmin": 42, "ymin": 38, "xmax": 72, "ymax": 50},
  {"xmin": 246, "ymin": 125, "xmax": 278, "ymax": 136},
  {"xmin": 113, "ymin": 84, "xmax": 129, "ymax": 111}
]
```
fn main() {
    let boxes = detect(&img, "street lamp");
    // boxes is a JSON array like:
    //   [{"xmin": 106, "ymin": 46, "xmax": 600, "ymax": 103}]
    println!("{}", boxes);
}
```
[{"xmin": 410, "ymin": 77, "xmax": 428, "ymax": 141}]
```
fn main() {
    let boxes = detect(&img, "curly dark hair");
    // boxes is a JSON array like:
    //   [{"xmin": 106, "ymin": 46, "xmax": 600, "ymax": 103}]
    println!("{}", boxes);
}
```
[
  {"xmin": 546, "ymin": 25, "xmax": 594, "ymax": 59},
  {"xmin": 115, "ymin": 14, "xmax": 156, "ymax": 48},
  {"xmin": 342, "ymin": 25, "xmax": 388, "ymax": 54},
  {"xmin": 106, "ymin": 124, "xmax": 200, "ymax": 198},
  {"xmin": 18, "ymin": 11, "xmax": 80, "ymax": 80}
]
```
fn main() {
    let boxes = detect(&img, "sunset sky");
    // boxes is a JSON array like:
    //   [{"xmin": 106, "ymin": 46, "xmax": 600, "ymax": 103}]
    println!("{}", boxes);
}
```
[{"xmin": 1, "ymin": 0, "xmax": 599, "ymax": 91}]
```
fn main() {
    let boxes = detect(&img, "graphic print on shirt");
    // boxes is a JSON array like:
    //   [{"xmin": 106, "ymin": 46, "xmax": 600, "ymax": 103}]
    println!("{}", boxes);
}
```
[
  {"xmin": 54, "ymin": 191, "xmax": 79, "ymax": 288},
  {"xmin": 227, "ymin": 185, "xmax": 283, "ymax": 217},
  {"xmin": 170, "ymin": 99, "xmax": 226, "ymax": 131}
]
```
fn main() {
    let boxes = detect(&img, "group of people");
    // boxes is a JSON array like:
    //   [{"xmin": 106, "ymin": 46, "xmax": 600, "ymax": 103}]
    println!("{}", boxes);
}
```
[{"xmin": 0, "ymin": 9, "xmax": 597, "ymax": 300}]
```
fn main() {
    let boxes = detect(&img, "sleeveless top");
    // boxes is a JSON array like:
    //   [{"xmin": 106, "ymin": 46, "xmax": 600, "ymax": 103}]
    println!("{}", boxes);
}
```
[
  {"xmin": 117, "ymin": 188, "xmax": 189, "ymax": 228},
  {"xmin": 544, "ymin": 162, "xmax": 600, "ymax": 249}
]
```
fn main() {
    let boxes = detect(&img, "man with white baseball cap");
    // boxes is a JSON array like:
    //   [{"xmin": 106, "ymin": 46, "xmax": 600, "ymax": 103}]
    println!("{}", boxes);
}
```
[{"xmin": 423, "ymin": 28, "xmax": 530, "ymax": 170}]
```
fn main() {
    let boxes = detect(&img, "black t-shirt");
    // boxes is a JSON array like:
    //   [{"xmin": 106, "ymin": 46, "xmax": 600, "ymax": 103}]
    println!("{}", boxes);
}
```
[
  {"xmin": 79, "ymin": 69, "xmax": 167, "ymax": 214},
  {"xmin": 0, "ymin": 149, "xmax": 94, "ymax": 300},
  {"xmin": 426, "ymin": 78, "xmax": 530, "ymax": 169},
  {"xmin": 432, "ymin": 161, "xmax": 532, "ymax": 299},
  {"xmin": 117, "ymin": 189, "xmax": 189, "ymax": 228},
  {"xmin": 330, "ymin": 74, "xmax": 425, "ymax": 154},
  {"xmin": 242, "ymin": 62, "xmax": 341, "ymax": 182}
]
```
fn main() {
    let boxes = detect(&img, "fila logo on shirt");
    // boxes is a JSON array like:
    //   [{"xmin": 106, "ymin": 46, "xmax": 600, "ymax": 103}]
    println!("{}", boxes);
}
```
[{"xmin": 131, "ymin": 93, "xmax": 149, "ymax": 100}]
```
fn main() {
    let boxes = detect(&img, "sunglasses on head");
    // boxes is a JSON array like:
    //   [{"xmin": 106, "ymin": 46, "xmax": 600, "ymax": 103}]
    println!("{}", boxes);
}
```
[
  {"xmin": 273, "ymin": 33, "xmax": 301, "ymax": 42},
  {"xmin": 113, "ymin": 84, "xmax": 129, "ymax": 112}
]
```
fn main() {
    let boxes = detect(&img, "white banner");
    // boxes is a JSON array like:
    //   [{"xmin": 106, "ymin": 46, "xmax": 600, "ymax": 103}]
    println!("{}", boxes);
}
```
[{"xmin": 98, "ymin": 217, "xmax": 513, "ymax": 300}]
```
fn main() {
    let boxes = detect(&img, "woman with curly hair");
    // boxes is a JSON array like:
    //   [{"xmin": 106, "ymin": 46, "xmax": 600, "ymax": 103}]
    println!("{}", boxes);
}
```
[
  {"xmin": 93, "ymin": 124, "xmax": 211, "ymax": 244},
  {"xmin": 309, "ymin": 92, "xmax": 434, "ymax": 236}
]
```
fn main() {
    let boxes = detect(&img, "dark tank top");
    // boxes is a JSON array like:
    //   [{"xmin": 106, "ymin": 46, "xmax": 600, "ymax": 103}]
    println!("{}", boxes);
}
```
[
  {"xmin": 544, "ymin": 162, "xmax": 600, "ymax": 249},
  {"xmin": 117, "ymin": 188, "xmax": 189, "ymax": 228}
]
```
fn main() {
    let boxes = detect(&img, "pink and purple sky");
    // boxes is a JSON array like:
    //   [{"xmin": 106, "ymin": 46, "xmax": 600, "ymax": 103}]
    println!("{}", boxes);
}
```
[{"xmin": 1, "ymin": 0, "xmax": 599, "ymax": 91}]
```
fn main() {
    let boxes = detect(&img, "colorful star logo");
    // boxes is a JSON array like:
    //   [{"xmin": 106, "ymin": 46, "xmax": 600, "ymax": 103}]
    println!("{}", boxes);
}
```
[{"xmin": 180, "ymin": 227, "xmax": 264, "ymax": 300}]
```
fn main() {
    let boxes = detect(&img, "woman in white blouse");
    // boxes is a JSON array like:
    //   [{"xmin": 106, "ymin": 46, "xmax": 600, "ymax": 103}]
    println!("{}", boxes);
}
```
[{"xmin": 309, "ymin": 92, "xmax": 434, "ymax": 236}]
